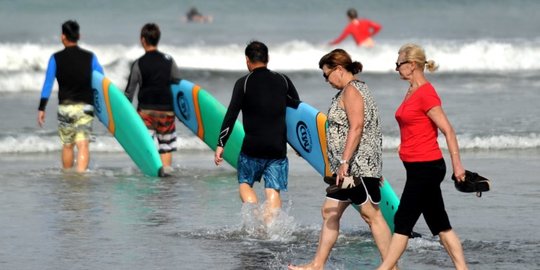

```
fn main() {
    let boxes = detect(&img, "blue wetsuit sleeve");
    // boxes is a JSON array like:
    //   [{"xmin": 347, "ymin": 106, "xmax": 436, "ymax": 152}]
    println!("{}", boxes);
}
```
[
  {"xmin": 92, "ymin": 54, "xmax": 104, "ymax": 74},
  {"xmin": 217, "ymin": 78, "xmax": 244, "ymax": 147},
  {"xmin": 38, "ymin": 55, "xmax": 56, "ymax": 111}
]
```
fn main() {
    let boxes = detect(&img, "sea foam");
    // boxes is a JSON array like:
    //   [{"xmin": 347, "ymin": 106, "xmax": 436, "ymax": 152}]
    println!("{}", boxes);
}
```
[{"xmin": 2, "ymin": 39, "xmax": 540, "ymax": 92}]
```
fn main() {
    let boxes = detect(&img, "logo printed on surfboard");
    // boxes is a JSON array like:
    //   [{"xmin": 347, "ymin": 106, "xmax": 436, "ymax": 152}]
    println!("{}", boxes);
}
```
[
  {"xmin": 93, "ymin": 88, "xmax": 101, "ymax": 114},
  {"xmin": 296, "ymin": 121, "xmax": 312, "ymax": 153},
  {"xmin": 176, "ymin": 92, "xmax": 190, "ymax": 120}
]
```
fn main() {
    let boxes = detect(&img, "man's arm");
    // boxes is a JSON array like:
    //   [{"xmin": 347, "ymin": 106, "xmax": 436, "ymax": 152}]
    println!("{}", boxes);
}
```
[
  {"xmin": 368, "ymin": 20, "xmax": 382, "ymax": 36},
  {"xmin": 124, "ymin": 60, "xmax": 141, "ymax": 102},
  {"xmin": 215, "ymin": 78, "xmax": 245, "ymax": 166},
  {"xmin": 38, "ymin": 55, "xmax": 56, "ymax": 112},
  {"xmin": 329, "ymin": 23, "xmax": 353, "ymax": 45},
  {"xmin": 284, "ymin": 75, "xmax": 300, "ymax": 108},
  {"xmin": 170, "ymin": 58, "xmax": 182, "ymax": 84},
  {"xmin": 217, "ymin": 79, "xmax": 245, "ymax": 148},
  {"xmin": 38, "ymin": 55, "xmax": 57, "ymax": 127}
]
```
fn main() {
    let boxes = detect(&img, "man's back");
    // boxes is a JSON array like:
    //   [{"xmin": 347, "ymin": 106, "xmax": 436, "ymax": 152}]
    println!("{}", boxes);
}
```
[
  {"xmin": 220, "ymin": 67, "xmax": 299, "ymax": 159},
  {"xmin": 137, "ymin": 51, "xmax": 174, "ymax": 110},
  {"xmin": 125, "ymin": 50, "xmax": 181, "ymax": 111},
  {"xmin": 54, "ymin": 46, "xmax": 94, "ymax": 105}
]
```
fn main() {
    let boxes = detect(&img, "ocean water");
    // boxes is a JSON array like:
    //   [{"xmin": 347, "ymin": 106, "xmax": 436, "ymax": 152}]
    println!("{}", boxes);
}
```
[{"xmin": 1, "ymin": 0, "xmax": 539, "ymax": 269}]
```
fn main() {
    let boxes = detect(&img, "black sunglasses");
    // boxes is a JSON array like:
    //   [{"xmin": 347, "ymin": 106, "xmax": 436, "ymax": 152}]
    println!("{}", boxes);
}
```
[
  {"xmin": 395, "ymin": 61, "xmax": 410, "ymax": 69},
  {"xmin": 322, "ymin": 67, "xmax": 338, "ymax": 81}
]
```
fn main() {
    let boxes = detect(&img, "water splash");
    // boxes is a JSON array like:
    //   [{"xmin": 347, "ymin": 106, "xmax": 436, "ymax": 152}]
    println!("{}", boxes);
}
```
[{"xmin": 240, "ymin": 201, "xmax": 297, "ymax": 242}]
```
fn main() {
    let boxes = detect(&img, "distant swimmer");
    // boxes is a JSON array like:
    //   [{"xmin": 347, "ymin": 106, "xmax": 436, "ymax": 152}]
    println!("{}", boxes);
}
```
[
  {"xmin": 183, "ymin": 7, "xmax": 213, "ymax": 23},
  {"xmin": 329, "ymin": 8, "xmax": 381, "ymax": 48}
]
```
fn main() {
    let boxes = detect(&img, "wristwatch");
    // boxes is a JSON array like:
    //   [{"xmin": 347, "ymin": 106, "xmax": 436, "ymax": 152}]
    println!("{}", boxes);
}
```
[{"xmin": 339, "ymin": 159, "xmax": 349, "ymax": 165}]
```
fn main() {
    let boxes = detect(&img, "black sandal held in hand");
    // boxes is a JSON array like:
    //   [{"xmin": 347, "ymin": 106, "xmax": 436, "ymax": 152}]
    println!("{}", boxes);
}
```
[
  {"xmin": 323, "ymin": 175, "xmax": 362, "ymax": 194},
  {"xmin": 452, "ymin": 170, "xmax": 491, "ymax": 197}
]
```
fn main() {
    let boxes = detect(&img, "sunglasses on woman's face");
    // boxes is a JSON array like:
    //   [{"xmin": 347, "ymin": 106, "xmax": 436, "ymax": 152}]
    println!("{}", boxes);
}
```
[
  {"xmin": 323, "ymin": 67, "xmax": 338, "ymax": 81},
  {"xmin": 395, "ymin": 61, "xmax": 410, "ymax": 69}
]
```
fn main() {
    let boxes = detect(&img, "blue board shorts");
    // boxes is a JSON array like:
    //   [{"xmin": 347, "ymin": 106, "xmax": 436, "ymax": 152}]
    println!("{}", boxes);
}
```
[{"xmin": 237, "ymin": 152, "xmax": 288, "ymax": 191}]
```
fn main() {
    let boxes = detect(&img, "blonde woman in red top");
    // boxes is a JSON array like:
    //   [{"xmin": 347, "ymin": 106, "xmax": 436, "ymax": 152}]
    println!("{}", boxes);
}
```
[{"xmin": 376, "ymin": 44, "xmax": 468, "ymax": 270}]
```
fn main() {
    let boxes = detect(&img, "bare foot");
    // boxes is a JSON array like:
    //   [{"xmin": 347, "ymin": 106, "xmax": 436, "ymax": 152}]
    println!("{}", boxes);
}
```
[{"xmin": 288, "ymin": 263, "xmax": 322, "ymax": 270}]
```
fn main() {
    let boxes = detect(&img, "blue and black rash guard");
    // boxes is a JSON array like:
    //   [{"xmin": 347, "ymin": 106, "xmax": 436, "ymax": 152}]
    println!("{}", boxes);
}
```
[
  {"xmin": 218, "ymin": 67, "xmax": 300, "ymax": 159},
  {"xmin": 39, "ymin": 46, "xmax": 103, "ymax": 111},
  {"xmin": 124, "ymin": 50, "xmax": 182, "ymax": 111}
]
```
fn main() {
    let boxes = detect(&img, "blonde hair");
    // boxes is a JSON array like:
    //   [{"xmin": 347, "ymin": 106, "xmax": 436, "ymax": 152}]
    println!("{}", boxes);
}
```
[{"xmin": 398, "ymin": 43, "xmax": 438, "ymax": 72}]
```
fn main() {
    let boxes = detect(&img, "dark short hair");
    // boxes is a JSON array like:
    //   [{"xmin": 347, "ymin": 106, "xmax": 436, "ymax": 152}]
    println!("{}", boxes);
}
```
[
  {"xmin": 245, "ymin": 40, "xmax": 268, "ymax": 64},
  {"xmin": 346, "ymin": 8, "xmax": 358, "ymax": 19},
  {"xmin": 141, "ymin": 23, "xmax": 161, "ymax": 46},
  {"xmin": 62, "ymin": 20, "xmax": 80, "ymax": 42}
]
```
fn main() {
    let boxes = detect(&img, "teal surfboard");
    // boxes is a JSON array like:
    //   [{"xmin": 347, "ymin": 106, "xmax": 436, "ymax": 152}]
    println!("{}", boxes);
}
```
[
  {"xmin": 92, "ymin": 71, "xmax": 164, "ymax": 177},
  {"xmin": 286, "ymin": 102, "xmax": 399, "ymax": 231}
]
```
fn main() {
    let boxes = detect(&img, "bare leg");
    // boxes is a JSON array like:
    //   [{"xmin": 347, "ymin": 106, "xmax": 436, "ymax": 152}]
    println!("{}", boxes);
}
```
[
  {"xmin": 75, "ymin": 140, "xmax": 89, "ymax": 172},
  {"xmin": 263, "ymin": 188, "xmax": 281, "ymax": 224},
  {"xmin": 376, "ymin": 233, "xmax": 409, "ymax": 270},
  {"xmin": 288, "ymin": 199, "xmax": 349, "ymax": 270},
  {"xmin": 439, "ymin": 229, "xmax": 468, "ymax": 270},
  {"xmin": 160, "ymin": 152, "xmax": 172, "ymax": 168},
  {"xmin": 359, "ymin": 202, "xmax": 398, "ymax": 269},
  {"xmin": 239, "ymin": 183, "xmax": 258, "ymax": 204},
  {"xmin": 62, "ymin": 143, "xmax": 74, "ymax": 170}
]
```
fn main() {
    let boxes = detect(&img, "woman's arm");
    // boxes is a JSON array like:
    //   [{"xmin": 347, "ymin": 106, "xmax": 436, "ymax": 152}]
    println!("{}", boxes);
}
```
[
  {"xmin": 427, "ymin": 106, "xmax": 465, "ymax": 181},
  {"xmin": 337, "ymin": 85, "xmax": 365, "ymax": 181}
]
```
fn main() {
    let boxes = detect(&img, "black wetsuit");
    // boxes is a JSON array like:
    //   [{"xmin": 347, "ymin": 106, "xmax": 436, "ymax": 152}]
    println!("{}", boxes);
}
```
[
  {"xmin": 39, "ymin": 46, "xmax": 103, "ymax": 110},
  {"xmin": 125, "ymin": 50, "xmax": 181, "ymax": 111},
  {"xmin": 218, "ymin": 67, "xmax": 300, "ymax": 159}
]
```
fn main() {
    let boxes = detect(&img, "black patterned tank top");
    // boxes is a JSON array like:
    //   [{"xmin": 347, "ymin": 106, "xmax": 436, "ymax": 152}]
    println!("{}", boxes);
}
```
[{"xmin": 326, "ymin": 80, "xmax": 382, "ymax": 178}]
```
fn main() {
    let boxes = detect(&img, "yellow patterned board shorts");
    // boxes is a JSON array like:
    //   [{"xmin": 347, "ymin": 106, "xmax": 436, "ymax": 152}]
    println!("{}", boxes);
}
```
[{"xmin": 57, "ymin": 104, "xmax": 94, "ymax": 145}]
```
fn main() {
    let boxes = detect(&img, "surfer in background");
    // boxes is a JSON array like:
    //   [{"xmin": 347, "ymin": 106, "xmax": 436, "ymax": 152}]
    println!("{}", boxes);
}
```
[
  {"xmin": 329, "ymin": 8, "xmax": 381, "ymax": 48},
  {"xmin": 37, "ymin": 20, "xmax": 104, "ymax": 173},
  {"xmin": 125, "ymin": 23, "xmax": 182, "ymax": 173},
  {"xmin": 214, "ymin": 41, "xmax": 300, "ymax": 224},
  {"xmin": 183, "ymin": 7, "xmax": 213, "ymax": 23},
  {"xmin": 376, "ymin": 44, "xmax": 468, "ymax": 270},
  {"xmin": 288, "ymin": 49, "xmax": 396, "ymax": 270}
]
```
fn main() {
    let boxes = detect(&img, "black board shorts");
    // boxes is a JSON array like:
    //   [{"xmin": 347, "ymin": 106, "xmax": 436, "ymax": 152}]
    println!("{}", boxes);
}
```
[{"xmin": 326, "ymin": 177, "xmax": 381, "ymax": 205}]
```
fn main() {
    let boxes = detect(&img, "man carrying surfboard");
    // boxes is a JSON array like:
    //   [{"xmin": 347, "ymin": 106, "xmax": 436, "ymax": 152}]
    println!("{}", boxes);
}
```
[
  {"xmin": 125, "ymin": 23, "xmax": 182, "ymax": 173},
  {"xmin": 37, "ymin": 20, "xmax": 104, "ymax": 173},
  {"xmin": 214, "ymin": 41, "xmax": 300, "ymax": 224}
]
